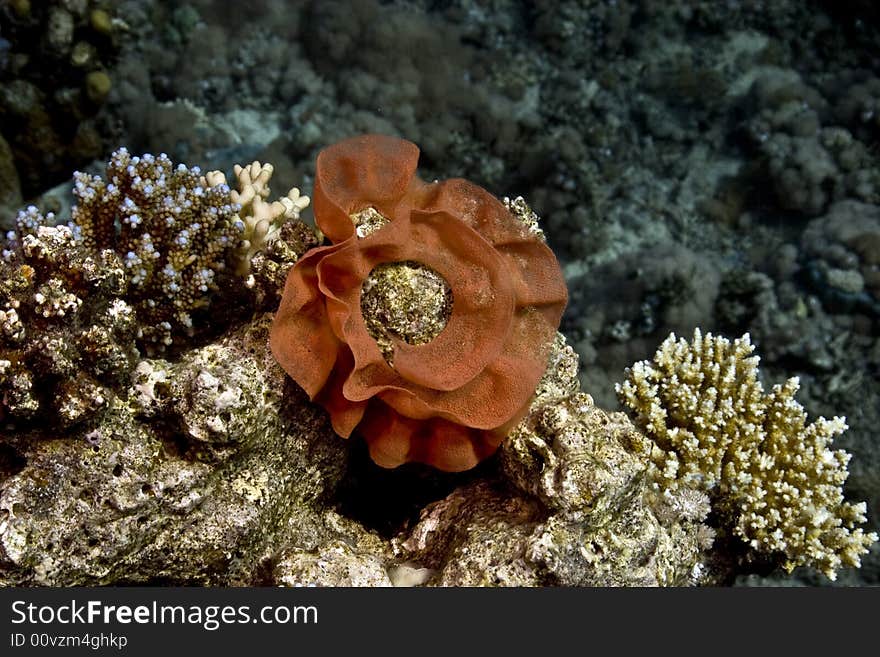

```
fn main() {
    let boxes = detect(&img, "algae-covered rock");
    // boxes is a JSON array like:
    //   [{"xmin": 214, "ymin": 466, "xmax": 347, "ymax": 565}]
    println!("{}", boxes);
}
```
[
  {"xmin": 0, "ymin": 320, "xmax": 714, "ymax": 586},
  {"xmin": 273, "ymin": 512, "xmax": 395, "ymax": 587},
  {"xmin": 396, "ymin": 480, "xmax": 545, "ymax": 587},
  {"xmin": 0, "ymin": 316, "xmax": 351, "ymax": 585},
  {"xmin": 394, "ymin": 354, "xmax": 713, "ymax": 587}
]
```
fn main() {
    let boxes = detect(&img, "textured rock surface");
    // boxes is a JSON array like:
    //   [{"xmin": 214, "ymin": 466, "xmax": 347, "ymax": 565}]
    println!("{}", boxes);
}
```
[
  {"xmin": 394, "ymin": 344, "xmax": 713, "ymax": 586},
  {"xmin": 0, "ymin": 322, "xmax": 713, "ymax": 586},
  {"xmin": 0, "ymin": 316, "xmax": 351, "ymax": 585}
]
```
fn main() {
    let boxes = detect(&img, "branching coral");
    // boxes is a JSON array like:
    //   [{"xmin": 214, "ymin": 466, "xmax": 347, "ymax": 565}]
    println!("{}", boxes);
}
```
[
  {"xmin": 0, "ymin": 220, "xmax": 136, "ymax": 427},
  {"xmin": 9, "ymin": 147, "xmax": 308, "ymax": 351},
  {"xmin": 0, "ymin": 149, "xmax": 309, "ymax": 428},
  {"xmin": 269, "ymin": 134, "xmax": 568, "ymax": 472},
  {"xmin": 204, "ymin": 162, "xmax": 310, "ymax": 279},
  {"xmin": 616, "ymin": 329, "xmax": 878, "ymax": 579}
]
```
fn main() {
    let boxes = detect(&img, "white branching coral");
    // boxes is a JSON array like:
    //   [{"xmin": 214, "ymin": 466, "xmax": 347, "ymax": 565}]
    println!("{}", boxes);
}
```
[
  {"xmin": 616, "ymin": 329, "xmax": 877, "ymax": 580},
  {"xmin": 205, "ymin": 161, "xmax": 310, "ymax": 279}
]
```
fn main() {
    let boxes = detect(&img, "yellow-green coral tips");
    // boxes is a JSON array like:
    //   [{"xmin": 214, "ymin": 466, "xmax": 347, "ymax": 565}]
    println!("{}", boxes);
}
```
[
  {"xmin": 90, "ymin": 9, "xmax": 113, "ymax": 36},
  {"xmin": 85, "ymin": 71, "xmax": 111, "ymax": 104},
  {"xmin": 10, "ymin": 0, "xmax": 30, "ymax": 19}
]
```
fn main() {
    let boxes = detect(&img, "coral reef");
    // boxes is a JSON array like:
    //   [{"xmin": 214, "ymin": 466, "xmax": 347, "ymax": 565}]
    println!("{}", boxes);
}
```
[
  {"xmin": 0, "ymin": 220, "xmax": 136, "ymax": 427},
  {"xmin": 616, "ymin": 329, "xmax": 877, "ymax": 579},
  {"xmin": 0, "ymin": 148, "xmax": 310, "ymax": 429},
  {"xmin": 0, "ymin": 133, "xmax": 22, "ymax": 217},
  {"xmin": 800, "ymin": 200, "xmax": 880, "ymax": 317},
  {"xmin": 0, "ymin": 317, "xmax": 351, "ymax": 585},
  {"xmin": 270, "ymin": 135, "xmax": 568, "ymax": 472},
  {"xmin": 0, "ymin": 316, "xmax": 712, "ymax": 586},
  {"xmin": 1, "ymin": 0, "xmax": 879, "ymax": 587},
  {"xmin": 743, "ymin": 69, "xmax": 880, "ymax": 216},
  {"xmin": 0, "ymin": 0, "xmax": 123, "ymax": 199},
  {"xmin": 564, "ymin": 244, "xmax": 722, "ymax": 407},
  {"xmin": 204, "ymin": 161, "xmax": 310, "ymax": 279},
  {"xmin": 1, "ymin": 140, "xmax": 711, "ymax": 586},
  {"xmin": 8, "ymin": 147, "xmax": 308, "ymax": 351}
]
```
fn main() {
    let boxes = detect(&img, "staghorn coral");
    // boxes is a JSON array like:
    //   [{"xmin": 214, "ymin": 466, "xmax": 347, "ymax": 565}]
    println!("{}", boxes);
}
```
[
  {"xmin": 616, "ymin": 329, "xmax": 878, "ymax": 579},
  {"xmin": 270, "ymin": 134, "xmax": 568, "ymax": 472}
]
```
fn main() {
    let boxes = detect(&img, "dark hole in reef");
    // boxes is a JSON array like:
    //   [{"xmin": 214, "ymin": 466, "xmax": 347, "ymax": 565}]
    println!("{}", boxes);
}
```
[
  {"xmin": 250, "ymin": 555, "xmax": 280, "ymax": 586},
  {"xmin": 112, "ymin": 463, "xmax": 123, "ymax": 477},
  {"xmin": 0, "ymin": 443, "xmax": 26, "ymax": 482},
  {"xmin": 278, "ymin": 377, "xmax": 496, "ymax": 537},
  {"xmin": 155, "ymin": 424, "xmax": 191, "ymax": 459},
  {"xmin": 702, "ymin": 507, "xmax": 786, "ymax": 585},
  {"xmin": 332, "ymin": 438, "xmax": 496, "ymax": 538}
]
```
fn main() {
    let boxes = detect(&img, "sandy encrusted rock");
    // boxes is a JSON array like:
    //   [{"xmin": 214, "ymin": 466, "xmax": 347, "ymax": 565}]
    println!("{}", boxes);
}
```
[
  {"xmin": 0, "ymin": 321, "xmax": 713, "ymax": 586},
  {"xmin": 0, "ymin": 316, "xmax": 351, "ymax": 585},
  {"xmin": 391, "ymin": 337, "xmax": 713, "ymax": 586},
  {"xmin": 395, "ymin": 396, "xmax": 712, "ymax": 587},
  {"xmin": 273, "ymin": 512, "xmax": 394, "ymax": 587}
]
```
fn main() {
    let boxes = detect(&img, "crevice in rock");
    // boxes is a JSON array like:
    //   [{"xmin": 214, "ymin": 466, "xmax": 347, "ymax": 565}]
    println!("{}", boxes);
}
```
[
  {"xmin": 0, "ymin": 443, "xmax": 26, "ymax": 484},
  {"xmin": 331, "ymin": 439, "xmax": 495, "ymax": 538}
]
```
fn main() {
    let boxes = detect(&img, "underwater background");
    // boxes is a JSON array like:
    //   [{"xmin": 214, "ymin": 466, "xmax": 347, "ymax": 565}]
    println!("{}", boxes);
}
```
[{"xmin": 1, "ymin": 0, "xmax": 878, "ymax": 586}]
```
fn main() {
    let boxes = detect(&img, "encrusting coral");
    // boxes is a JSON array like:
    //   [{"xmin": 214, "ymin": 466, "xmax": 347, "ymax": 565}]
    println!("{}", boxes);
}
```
[
  {"xmin": 269, "ymin": 134, "xmax": 568, "ymax": 472},
  {"xmin": 616, "ymin": 329, "xmax": 878, "ymax": 579},
  {"xmin": 0, "ymin": 220, "xmax": 136, "ymax": 427}
]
